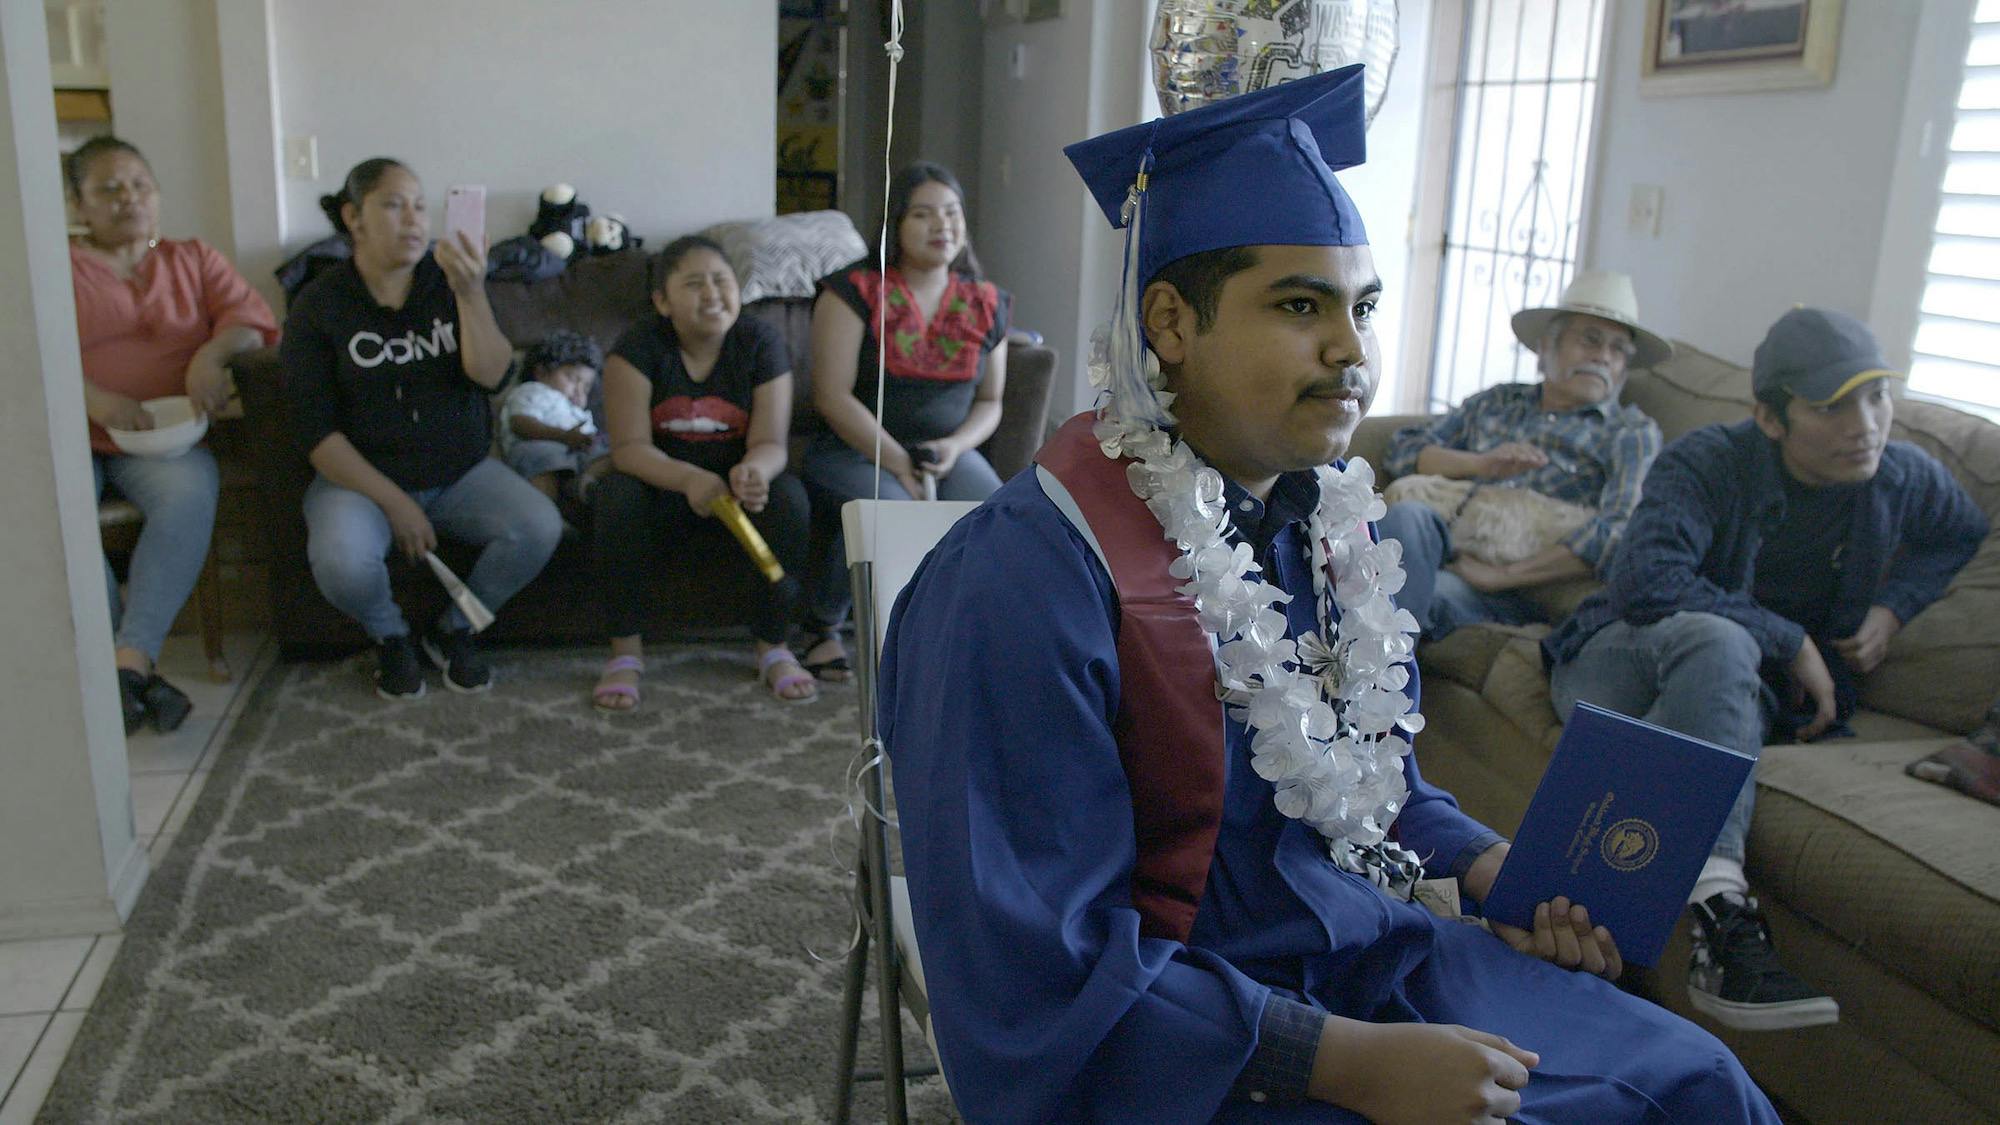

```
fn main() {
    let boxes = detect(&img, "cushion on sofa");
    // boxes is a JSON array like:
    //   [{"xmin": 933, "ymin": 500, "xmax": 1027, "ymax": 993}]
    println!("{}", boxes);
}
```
[
  {"xmin": 697, "ymin": 210, "xmax": 868, "ymax": 305},
  {"xmin": 1619, "ymin": 339, "xmax": 1759, "ymax": 440},
  {"xmin": 1749, "ymin": 738, "xmax": 2000, "ymax": 1038}
]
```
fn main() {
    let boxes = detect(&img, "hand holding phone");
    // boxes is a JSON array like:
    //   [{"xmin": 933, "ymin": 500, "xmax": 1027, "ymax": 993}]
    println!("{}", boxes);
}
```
[{"xmin": 443, "ymin": 184, "xmax": 486, "ymax": 249}]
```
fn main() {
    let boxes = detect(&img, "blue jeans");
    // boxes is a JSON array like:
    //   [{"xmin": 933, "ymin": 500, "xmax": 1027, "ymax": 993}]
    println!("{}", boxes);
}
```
[
  {"xmin": 801, "ymin": 432, "xmax": 1003, "ymax": 628},
  {"xmin": 1376, "ymin": 500, "xmax": 1542, "ymax": 639},
  {"xmin": 304, "ymin": 459, "xmax": 562, "ymax": 640},
  {"xmin": 95, "ymin": 448, "xmax": 220, "ymax": 662},
  {"xmin": 1548, "ymin": 612, "xmax": 1776, "ymax": 864}
]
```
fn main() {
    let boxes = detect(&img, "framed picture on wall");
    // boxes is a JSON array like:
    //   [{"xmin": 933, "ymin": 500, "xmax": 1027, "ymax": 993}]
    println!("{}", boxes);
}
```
[{"xmin": 1641, "ymin": 0, "xmax": 1843, "ymax": 97}]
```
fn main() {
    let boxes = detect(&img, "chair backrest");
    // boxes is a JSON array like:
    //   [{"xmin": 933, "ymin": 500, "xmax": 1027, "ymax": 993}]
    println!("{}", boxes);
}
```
[{"xmin": 841, "ymin": 499, "xmax": 982, "ymax": 658}]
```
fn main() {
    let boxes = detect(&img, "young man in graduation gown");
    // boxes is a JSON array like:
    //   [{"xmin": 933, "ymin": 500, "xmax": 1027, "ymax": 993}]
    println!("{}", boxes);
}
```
[{"xmin": 877, "ymin": 66, "xmax": 1779, "ymax": 1124}]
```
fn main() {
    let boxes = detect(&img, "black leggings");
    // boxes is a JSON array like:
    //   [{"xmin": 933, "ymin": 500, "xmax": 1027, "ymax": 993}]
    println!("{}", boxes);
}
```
[{"xmin": 591, "ymin": 469, "xmax": 809, "ymax": 643}]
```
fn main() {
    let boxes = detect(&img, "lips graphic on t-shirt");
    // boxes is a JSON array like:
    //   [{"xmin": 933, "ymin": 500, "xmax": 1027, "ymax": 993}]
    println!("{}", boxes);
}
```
[{"xmin": 652, "ymin": 396, "xmax": 748, "ymax": 442}]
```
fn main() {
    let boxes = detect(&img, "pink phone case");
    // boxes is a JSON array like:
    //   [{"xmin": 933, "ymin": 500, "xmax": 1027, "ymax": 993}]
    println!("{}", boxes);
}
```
[{"xmin": 444, "ymin": 185, "xmax": 485, "ymax": 247}]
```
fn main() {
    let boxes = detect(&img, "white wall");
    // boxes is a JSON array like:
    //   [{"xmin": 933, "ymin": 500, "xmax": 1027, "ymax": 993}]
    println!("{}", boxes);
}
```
[
  {"xmin": 1336, "ymin": 0, "xmax": 1431, "ymax": 416},
  {"xmin": 1, "ymin": 1, "xmax": 148, "ymax": 939},
  {"xmin": 1584, "ymin": 0, "xmax": 1928, "ymax": 366},
  {"xmin": 102, "ymin": 0, "xmax": 235, "ymax": 255},
  {"xmin": 980, "ymin": 1, "xmax": 1141, "ymax": 420},
  {"xmin": 268, "ymin": 0, "xmax": 776, "ymax": 254}
]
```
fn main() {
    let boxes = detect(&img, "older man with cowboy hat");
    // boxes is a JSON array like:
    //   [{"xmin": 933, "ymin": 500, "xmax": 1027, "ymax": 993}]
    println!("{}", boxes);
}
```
[{"xmin": 1379, "ymin": 269, "xmax": 1672, "ymax": 638}]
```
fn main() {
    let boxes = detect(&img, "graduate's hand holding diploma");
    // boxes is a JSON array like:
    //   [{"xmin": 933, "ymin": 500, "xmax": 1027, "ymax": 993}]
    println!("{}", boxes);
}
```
[
  {"xmin": 1310, "ymin": 1017, "xmax": 1539, "ymax": 1124},
  {"xmin": 1462, "ymin": 840, "xmax": 1623, "ymax": 979}
]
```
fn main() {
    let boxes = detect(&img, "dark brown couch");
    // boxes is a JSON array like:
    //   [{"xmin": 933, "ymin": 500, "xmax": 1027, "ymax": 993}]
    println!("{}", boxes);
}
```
[{"xmin": 234, "ymin": 248, "xmax": 1056, "ymax": 658}]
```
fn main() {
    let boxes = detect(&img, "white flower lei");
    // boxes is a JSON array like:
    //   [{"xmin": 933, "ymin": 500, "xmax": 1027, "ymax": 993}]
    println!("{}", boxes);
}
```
[{"xmin": 1086, "ymin": 332, "xmax": 1428, "ymax": 884}]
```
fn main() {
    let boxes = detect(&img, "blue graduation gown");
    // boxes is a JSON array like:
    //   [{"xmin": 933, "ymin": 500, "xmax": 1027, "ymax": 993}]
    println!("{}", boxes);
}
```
[{"xmin": 878, "ymin": 469, "xmax": 1778, "ymax": 1124}]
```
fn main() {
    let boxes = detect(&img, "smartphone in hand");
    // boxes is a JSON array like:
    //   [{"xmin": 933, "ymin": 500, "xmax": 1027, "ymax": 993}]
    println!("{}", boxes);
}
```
[{"xmin": 443, "ymin": 184, "xmax": 485, "ymax": 249}]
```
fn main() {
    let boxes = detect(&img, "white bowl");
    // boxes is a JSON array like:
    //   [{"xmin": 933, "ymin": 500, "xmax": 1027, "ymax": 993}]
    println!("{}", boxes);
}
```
[{"xmin": 106, "ymin": 396, "xmax": 209, "ymax": 459}]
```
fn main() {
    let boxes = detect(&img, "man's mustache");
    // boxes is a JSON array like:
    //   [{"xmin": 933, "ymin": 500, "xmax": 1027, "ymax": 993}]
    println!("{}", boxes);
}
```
[{"xmin": 1303, "ymin": 369, "xmax": 1371, "ymax": 398}]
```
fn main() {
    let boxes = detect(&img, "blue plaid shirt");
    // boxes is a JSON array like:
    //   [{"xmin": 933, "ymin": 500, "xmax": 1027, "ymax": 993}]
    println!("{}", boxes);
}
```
[{"xmin": 1384, "ymin": 383, "xmax": 1662, "ymax": 571}]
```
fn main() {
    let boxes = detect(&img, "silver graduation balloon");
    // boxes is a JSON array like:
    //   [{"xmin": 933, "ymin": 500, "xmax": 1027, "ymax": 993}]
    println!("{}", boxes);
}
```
[{"xmin": 1151, "ymin": 0, "xmax": 1399, "ymax": 121}]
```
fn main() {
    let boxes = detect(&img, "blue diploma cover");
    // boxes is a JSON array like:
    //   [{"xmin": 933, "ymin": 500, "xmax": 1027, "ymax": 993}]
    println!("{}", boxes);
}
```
[{"xmin": 1483, "ymin": 701, "xmax": 1756, "ymax": 966}]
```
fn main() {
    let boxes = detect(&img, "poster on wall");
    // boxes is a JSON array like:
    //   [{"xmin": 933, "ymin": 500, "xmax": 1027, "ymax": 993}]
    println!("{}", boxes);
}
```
[
  {"xmin": 778, "ymin": 6, "xmax": 842, "ymax": 214},
  {"xmin": 1641, "ymin": 0, "xmax": 1842, "ymax": 97}
]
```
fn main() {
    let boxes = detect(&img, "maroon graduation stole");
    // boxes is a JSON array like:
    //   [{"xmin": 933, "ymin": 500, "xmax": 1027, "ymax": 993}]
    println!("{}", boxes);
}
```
[{"xmin": 1036, "ymin": 412, "xmax": 1227, "ymax": 943}]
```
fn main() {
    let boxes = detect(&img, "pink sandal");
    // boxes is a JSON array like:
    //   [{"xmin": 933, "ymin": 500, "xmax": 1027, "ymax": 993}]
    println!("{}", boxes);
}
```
[
  {"xmin": 759, "ymin": 646, "xmax": 818, "ymax": 703},
  {"xmin": 593, "ymin": 655, "xmax": 644, "ymax": 713}
]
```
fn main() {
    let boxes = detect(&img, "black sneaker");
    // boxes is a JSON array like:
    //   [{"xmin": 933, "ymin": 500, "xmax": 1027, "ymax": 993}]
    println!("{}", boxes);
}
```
[
  {"xmin": 1688, "ymin": 893, "xmax": 1839, "ymax": 1031},
  {"xmin": 117, "ymin": 668, "xmax": 151, "ymax": 734},
  {"xmin": 421, "ymin": 627, "xmax": 493, "ymax": 693},
  {"xmin": 375, "ymin": 635, "xmax": 427, "ymax": 700},
  {"xmin": 140, "ymin": 674, "xmax": 193, "ymax": 733}
]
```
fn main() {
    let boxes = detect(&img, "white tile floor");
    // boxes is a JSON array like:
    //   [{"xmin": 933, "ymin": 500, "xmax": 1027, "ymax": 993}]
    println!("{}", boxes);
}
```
[{"xmin": 0, "ymin": 632, "xmax": 269, "ymax": 1122}]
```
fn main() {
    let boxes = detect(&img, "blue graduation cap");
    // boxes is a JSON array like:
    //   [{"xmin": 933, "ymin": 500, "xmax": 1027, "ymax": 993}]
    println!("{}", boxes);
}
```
[{"xmin": 1064, "ymin": 63, "xmax": 1369, "ymax": 288}]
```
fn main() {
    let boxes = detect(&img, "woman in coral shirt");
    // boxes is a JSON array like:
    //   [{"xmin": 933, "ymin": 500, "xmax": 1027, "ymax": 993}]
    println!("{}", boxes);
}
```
[{"xmin": 68, "ymin": 136, "xmax": 278, "ymax": 734}]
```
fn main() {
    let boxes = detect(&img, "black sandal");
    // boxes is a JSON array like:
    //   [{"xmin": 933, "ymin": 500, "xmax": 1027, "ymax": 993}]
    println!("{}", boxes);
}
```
[{"xmin": 799, "ymin": 631, "xmax": 853, "ymax": 683}]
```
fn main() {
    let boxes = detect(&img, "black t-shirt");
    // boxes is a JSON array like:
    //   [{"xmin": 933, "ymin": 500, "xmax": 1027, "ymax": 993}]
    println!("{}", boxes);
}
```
[
  {"xmin": 1753, "ymin": 473, "xmax": 1863, "ymax": 643},
  {"xmin": 610, "ymin": 314, "xmax": 788, "ymax": 473},
  {"xmin": 820, "ymin": 259, "xmax": 1011, "ymax": 444},
  {"xmin": 281, "ymin": 254, "xmax": 492, "ymax": 491}
]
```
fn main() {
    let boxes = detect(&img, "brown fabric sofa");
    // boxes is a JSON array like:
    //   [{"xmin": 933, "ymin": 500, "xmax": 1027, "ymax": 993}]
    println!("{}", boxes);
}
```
[
  {"xmin": 1349, "ymin": 343, "xmax": 2000, "ymax": 1123},
  {"xmin": 233, "ymin": 247, "xmax": 1056, "ymax": 658}
]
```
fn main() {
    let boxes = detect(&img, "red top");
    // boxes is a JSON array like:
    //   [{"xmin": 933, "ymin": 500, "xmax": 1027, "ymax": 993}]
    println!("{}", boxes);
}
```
[{"xmin": 70, "ymin": 238, "xmax": 279, "ymax": 453}]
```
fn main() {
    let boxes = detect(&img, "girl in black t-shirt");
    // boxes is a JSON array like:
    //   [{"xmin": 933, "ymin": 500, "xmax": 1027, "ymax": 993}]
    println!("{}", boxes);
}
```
[
  {"xmin": 283, "ymin": 158, "xmax": 561, "ymax": 699},
  {"xmin": 591, "ymin": 236, "xmax": 815, "ymax": 709},
  {"xmin": 800, "ymin": 161, "xmax": 1011, "ymax": 680}
]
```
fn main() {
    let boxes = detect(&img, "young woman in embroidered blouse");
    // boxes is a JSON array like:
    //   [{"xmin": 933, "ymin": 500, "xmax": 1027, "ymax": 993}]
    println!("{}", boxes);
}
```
[
  {"xmin": 67, "ymin": 136, "xmax": 280, "ymax": 734},
  {"xmin": 800, "ymin": 161, "xmax": 1011, "ymax": 679}
]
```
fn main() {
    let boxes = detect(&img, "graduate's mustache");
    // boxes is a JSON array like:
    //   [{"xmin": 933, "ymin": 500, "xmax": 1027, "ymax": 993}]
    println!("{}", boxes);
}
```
[{"xmin": 1301, "ymin": 369, "xmax": 1371, "ymax": 399}]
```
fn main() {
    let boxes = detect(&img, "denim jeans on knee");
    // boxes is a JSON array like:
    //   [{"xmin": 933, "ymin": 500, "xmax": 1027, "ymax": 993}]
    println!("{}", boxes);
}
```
[
  {"xmin": 801, "ymin": 434, "xmax": 1002, "ymax": 628},
  {"xmin": 1549, "ymin": 611, "xmax": 1775, "ymax": 863},
  {"xmin": 96, "ymin": 448, "xmax": 220, "ymax": 662},
  {"xmin": 304, "ymin": 459, "xmax": 562, "ymax": 640}
]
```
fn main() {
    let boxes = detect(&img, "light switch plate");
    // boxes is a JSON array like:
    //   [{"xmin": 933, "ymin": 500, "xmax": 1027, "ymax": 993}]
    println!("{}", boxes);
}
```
[
  {"xmin": 1627, "ymin": 184, "xmax": 1663, "ymax": 237},
  {"xmin": 284, "ymin": 135, "xmax": 318, "ymax": 181}
]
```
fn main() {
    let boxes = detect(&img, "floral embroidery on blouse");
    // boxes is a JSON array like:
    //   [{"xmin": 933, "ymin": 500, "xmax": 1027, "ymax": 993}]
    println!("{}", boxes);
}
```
[{"xmin": 847, "ymin": 268, "xmax": 999, "ymax": 383}]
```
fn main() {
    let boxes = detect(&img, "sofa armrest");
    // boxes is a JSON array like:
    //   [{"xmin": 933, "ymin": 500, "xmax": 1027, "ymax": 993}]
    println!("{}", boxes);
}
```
[
  {"xmin": 982, "ymin": 342, "xmax": 1056, "ymax": 481},
  {"xmin": 228, "ymin": 347, "xmax": 315, "ymax": 625},
  {"xmin": 1348, "ymin": 413, "xmax": 1426, "ymax": 479}
]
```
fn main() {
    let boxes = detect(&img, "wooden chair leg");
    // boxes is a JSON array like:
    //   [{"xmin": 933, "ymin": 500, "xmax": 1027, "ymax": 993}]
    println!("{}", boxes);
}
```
[{"xmin": 196, "ymin": 546, "xmax": 229, "ymax": 682}]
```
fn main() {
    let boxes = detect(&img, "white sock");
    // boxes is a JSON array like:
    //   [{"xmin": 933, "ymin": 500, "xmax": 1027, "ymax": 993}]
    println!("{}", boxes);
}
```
[{"xmin": 1689, "ymin": 855, "xmax": 1748, "ymax": 907}]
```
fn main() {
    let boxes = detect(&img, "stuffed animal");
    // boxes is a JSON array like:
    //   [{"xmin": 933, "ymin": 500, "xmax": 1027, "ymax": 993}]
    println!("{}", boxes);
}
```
[
  {"xmin": 529, "ymin": 183, "xmax": 590, "ymax": 260},
  {"xmin": 584, "ymin": 213, "xmax": 635, "ymax": 255},
  {"xmin": 1381, "ymin": 474, "xmax": 1595, "ymax": 567},
  {"xmin": 584, "ymin": 212, "xmax": 636, "ymax": 256}
]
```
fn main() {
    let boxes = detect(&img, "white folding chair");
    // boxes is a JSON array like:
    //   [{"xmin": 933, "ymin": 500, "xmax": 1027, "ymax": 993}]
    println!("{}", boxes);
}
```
[{"xmin": 830, "ymin": 498, "xmax": 979, "ymax": 1125}]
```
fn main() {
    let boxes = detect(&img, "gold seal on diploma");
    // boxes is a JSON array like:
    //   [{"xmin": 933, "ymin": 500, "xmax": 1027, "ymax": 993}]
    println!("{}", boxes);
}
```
[
  {"xmin": 710, "ymin": 494, "xmax": 785, "ymax": 583},
  {"xmin": 1600, "ymin": 818, "xmax": 1660, "ymax": 872}
]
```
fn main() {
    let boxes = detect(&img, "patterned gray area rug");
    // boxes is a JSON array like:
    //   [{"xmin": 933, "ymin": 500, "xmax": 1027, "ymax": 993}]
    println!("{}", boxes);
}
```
[{"xmin": 38, "ymin": 647, "xmax": 956, "ymax": 1124}]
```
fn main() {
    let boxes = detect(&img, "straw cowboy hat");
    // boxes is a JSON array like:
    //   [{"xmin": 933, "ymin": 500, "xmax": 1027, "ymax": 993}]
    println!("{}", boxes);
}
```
[{"xmin": 1511, "ymin": 270, "xmax": 1673, "ymax": 369}]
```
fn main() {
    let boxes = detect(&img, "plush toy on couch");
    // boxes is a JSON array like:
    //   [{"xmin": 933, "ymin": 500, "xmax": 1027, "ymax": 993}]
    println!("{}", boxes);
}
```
[{"xmin": 529, "ymin": 183, "xmax": 590, "ymax": 260}]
